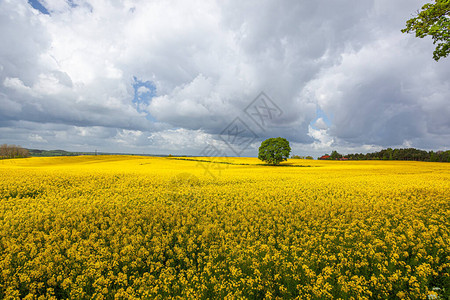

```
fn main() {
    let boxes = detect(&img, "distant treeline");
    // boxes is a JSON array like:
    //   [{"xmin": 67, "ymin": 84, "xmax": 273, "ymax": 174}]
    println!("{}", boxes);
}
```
[
  {"xmin": 291, "ymin": 155, "xmax": 314, "ymax": 160},
  {"xmin": 27, "ymin": 149, "xmax": 93, "ymax": 157},
  {"xmin": 320, "ymin": 148, "xmax": 450, "ymax": 162},
  {"xmin": 0, "ymin": 144, "xmax": 30, "ymax": 159},
  {"xmin": 28, "ymin": 149, "xmax": 168, "ymax": 157}
]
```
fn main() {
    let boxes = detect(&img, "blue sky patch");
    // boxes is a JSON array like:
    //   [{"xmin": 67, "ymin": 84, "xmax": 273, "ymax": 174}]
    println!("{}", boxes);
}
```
[
  {"xmin": 132, "ymin": 77, "xmax": 157, "ymax": 121},
  {"xmin": 28, "ymin": 0, "xmax": 50, "ymax": 15},
  {"xmin": 311, "ymin": 107, "xmax": 332, "ymax": 129}
]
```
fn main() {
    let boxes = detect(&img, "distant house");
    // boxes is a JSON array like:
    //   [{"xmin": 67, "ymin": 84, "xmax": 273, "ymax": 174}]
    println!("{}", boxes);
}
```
[{"xmin": 319, "ymin": 155, "xmax": 330, "ymax": 160}]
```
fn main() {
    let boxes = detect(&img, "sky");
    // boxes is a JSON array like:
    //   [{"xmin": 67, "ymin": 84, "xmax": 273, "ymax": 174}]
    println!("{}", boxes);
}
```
[{"xmin": 1, "ymin": 0, "xmax": 449, "ymax": 157}]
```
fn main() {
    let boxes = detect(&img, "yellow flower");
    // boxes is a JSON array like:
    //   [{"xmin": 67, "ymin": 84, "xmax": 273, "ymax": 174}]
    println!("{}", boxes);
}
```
[{"xmin": 0, "ymin": 156, "xmax": 448, "ymax": 299}]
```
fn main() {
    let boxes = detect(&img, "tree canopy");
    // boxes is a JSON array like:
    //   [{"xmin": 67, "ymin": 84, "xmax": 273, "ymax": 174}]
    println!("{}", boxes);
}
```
[
  {"xmin": 402, "ymin": 0, "xmax": 450, "ymax": 61},
  {"xmin": 0, "ymin": 144, "xmax": 29, "ymax": 159},
  {"xmin": 258, "ymin": 137, "xmax": 291, "ymax": 165}
]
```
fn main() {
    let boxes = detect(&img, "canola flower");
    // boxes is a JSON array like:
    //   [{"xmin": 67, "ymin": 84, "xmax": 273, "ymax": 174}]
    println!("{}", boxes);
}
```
[{"xmin": 0, "ymin": 156, "xmax": 449, "ymax": 299}]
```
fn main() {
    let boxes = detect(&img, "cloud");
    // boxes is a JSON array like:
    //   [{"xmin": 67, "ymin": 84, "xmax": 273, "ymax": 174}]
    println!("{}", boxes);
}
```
[
  {"xmin": 29, "ymin": 133, "xmax": 47, "ymax": 143},
  {"xmin": 306, "ymin": 30, "xmax": 450, "ymax": 149},
  {"xmin": 313, "ymin": 118, "xmax": 329, "ymax": 130},
  {"xmin": 307, "ymin": 126, "xmax": 334, "ymax": 150},
  {"xmin": 0, "ymin": 0, "xmax": 449, "ymax": 155}
]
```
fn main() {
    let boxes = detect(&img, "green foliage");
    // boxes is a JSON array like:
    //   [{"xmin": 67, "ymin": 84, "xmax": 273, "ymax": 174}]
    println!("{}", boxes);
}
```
[
  {"xmin": 402, "ymin": 0, "xmax": 450, "ymax": 61},
  {"xmin": 330, "ymin": 150, "xmax": 343, "ymax": 160},
  {"xmin": 291, "ymin": 155, "xmax": 313, "ymax": 159},
  {"xmin": 0, "ymin": 144, "xmax": 29, "ymax": 159},
  {"xmin": 333, "ymin": 148, "xmax": 450, "ymax": 162},
  {"xmin": 258, "ymin": 137, "xmax": 291, "ymax": 165}
]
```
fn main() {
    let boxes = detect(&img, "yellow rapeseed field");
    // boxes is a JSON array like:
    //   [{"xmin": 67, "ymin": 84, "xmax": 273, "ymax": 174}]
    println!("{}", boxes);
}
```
[{"xmin": 0, "ymin": 156, "xmax": 449, "ymax": 299}]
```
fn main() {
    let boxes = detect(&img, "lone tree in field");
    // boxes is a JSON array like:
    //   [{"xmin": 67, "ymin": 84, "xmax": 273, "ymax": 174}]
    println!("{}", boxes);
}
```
[{"xmin": 258, "ymin": 137, "xmax": 291, "ymax": 165}]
